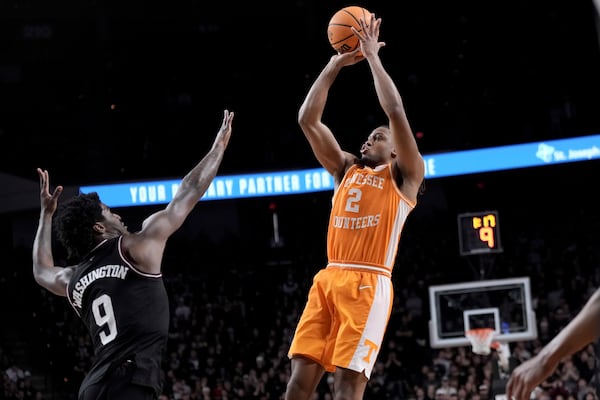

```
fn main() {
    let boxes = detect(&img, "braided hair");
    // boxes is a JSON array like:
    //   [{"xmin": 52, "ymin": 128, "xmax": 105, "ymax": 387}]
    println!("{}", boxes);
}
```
[{"xmin": 54, "ymin": 192, "xmax": 103, "ymax": 263}]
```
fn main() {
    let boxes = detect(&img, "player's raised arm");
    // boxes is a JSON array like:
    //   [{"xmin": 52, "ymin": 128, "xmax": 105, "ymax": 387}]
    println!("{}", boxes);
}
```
[
  {"xmin": 354, "ymin": 15, "xmax": 424, "ymax": 202},
  {"xmin": 123, "ymin": 110, "xmax": 234, "ymax": 274},
  {"xmin": 297, "ymin": 56, "xmax": 360, "ymax": 183},
  {"xmin": 32, "ymin": 168, "xmax": 71, "ymax": 297}
]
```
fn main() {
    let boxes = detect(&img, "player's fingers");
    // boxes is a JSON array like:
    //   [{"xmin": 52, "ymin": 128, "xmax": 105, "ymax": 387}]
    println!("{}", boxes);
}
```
[
  {"xmin": 505, "ymin": 379, "xmax": 514, "ymax": 400},
  {"xmin": 513, "ymin": 382, "xmax": 527, "ymax": 400},
  {"xmin": 367, "ymin": 14, "xmax": 375, "ymax": 29},
  {"xmin": 226, "ymin": 112, "xmax": 234, "ymax": 129},
  {"xmin": 344, "ymin": 46, "xmax": 361, "ymax": 57},
  {"xmin": 507, "ymin": 376, "xmax": 526, "ymax": 400},
  {"xmin": 359, "ymin": 17, "xmax": 371, "ymax": 34},
  {"xmin": 221, "ymin": 110, "xmax": 231, "ymax": 128},
  {"xmin": 373, "ymin": 17, "xmax": 382, "ymax": 35},
  {"xmin": 358, "ymin": 16, "xmax": 372, "ymax": 35},
  {"xmin": 52, "ymin": 186, "xmax": 63, "ymax": 200},
  {"xmin": 358, "ymin": 16, "xmax": 366, "ymax": 29},
  {"xmin": 350, "ymin": 26, "xmax": 364, "ymax": 40},
  {"xmin": 37, "ymin": 168, "xmax": 45, "ymax": 187}
]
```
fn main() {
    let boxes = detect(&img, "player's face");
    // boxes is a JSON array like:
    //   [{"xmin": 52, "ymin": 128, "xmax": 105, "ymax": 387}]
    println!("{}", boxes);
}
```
[
  {"xmin": 100, "ymin": 203, "xmax": 129, "ymax": 234},
  {"xmin": 359, "ymin": 127, "xmax": 394, "ymax": 166}
]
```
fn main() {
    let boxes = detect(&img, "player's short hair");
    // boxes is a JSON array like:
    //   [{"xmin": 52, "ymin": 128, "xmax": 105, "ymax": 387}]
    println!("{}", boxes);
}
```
[{"xmin": 54, "ymin": 192, "xmax": 103, "ymax": 263}]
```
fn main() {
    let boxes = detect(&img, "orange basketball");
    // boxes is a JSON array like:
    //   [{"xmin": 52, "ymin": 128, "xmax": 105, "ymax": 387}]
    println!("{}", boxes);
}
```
[{"xmin": 327, "ymin": 6, "xmax": 372, "ymax": 54}]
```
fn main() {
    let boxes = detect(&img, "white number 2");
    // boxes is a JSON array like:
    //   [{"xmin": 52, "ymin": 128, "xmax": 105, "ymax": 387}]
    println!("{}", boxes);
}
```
[
  {"xmin": 344, "ymin": 188, "xmax": 362, "ymax": 213},
  {"xmin": 92, "ymin": 294, "xmax": 118, "ymax": 345}
]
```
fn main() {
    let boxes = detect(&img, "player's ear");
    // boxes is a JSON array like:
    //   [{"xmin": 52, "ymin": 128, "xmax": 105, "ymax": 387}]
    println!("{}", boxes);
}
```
[{"xmin": 93, "ymin": 222, "xmax": 105, "ymax": 234}]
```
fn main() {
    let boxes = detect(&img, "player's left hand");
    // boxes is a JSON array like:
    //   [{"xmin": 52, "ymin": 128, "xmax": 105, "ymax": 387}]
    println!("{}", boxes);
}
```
[
  {"xmin": 353, "ymin": 14, "xmax": 385, "ymax": 59},
  {"xmin": 37, "ymin": 168, "xmax": 63, "ymax": 214}
]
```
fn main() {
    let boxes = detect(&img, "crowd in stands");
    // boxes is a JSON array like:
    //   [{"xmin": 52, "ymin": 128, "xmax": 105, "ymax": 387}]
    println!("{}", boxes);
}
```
[{"xmin": 1, "ymin": 169, "xmax": 599, "ymax": 400}]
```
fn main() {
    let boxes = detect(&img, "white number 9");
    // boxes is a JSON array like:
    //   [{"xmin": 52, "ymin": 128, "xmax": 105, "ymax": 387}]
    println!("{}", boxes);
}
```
[{"xmin": 92, "ymin": 294, "xmax": 118, "ymax": 345}]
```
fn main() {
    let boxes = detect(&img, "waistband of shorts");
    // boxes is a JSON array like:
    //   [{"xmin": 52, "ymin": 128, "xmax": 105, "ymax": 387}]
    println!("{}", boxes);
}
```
[{"xmin": 326, "ymin": 263, "xmax": 392, "ymax": 278}]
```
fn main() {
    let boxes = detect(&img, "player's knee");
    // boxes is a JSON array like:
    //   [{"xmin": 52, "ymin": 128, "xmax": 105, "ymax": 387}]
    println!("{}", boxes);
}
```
[
  {"xmin": 333, "ymin": 369, "xmax": 368, "ymax": 400},
  {"xmin": 284, "ymin": 377, "xmax": 314, "ymax": 400},
  {"xmin": 333, "ymin": 388, "xmax": 362, "ymax": 400}
]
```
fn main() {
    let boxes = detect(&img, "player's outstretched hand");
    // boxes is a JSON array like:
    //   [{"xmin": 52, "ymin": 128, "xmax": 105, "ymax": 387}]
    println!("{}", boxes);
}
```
[
  {"xmin": 353, "ymin": 14, "xmax": 385, "ymax": 59},
  {"xmin": 506, "ymin": 355, "xmax": 557, "ymax": 400},
  {"xmin": 212, "ymin": 109, "xmax": 234, "ymax": 150},
  {"xmin": 37, "ymin": 168, "xmax": 63, "ymax": 214}
]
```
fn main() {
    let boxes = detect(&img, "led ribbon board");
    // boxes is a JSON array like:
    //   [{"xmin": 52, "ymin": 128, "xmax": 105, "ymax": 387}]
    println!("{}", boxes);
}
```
[{"xmin": 80, "ymin": 134, "xmax": 600, "ymax": 207}]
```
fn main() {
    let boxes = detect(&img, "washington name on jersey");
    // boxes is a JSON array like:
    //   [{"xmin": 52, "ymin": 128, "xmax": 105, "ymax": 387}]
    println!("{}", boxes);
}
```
[{"xmin": 71, "ymin": 264, "xmax": 130, "ymax": 310}]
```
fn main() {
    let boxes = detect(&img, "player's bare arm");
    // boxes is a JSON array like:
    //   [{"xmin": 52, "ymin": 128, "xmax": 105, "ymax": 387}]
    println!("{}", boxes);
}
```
[
  {"xmin": 355, "ymin": 16, "xmax": 424, "ymax": 202},
  {"xmin": 298, "ymin": 56, "xmax": 359, "ymax": 183},
  {"xmin": 32, "ymin": 168, "xmax": 72, "ymax": 296},
  {"xmin": 123, "ymin": 110, "xmax": 234, "ymax": 274}
]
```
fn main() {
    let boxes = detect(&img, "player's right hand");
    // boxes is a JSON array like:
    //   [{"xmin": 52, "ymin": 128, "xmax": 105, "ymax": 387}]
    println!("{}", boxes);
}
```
[{"xmin": 331, "ymin": 48, "xmax": 365, "ymax": 67}]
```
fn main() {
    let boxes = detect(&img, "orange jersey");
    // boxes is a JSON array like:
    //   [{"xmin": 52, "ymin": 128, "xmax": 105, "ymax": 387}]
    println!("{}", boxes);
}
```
[
  {"xmin": 327, "ymin": 163, "xmax": 416, "ymax": 276},
  {"xmin": 289, "ymin": 163, "xmax": 415, "ymax": 377}
]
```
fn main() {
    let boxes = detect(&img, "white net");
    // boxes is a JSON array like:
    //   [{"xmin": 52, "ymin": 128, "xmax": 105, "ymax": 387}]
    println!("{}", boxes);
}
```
[{"xmin": 466, "ymin": 328, "xmax": 495, "ymax": 355}]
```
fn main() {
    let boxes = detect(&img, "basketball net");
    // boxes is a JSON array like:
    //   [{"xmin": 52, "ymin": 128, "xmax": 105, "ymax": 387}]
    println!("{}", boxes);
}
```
[{"xmin": 465, "ymin": 328, "xmax": 497, "ymax": 355}]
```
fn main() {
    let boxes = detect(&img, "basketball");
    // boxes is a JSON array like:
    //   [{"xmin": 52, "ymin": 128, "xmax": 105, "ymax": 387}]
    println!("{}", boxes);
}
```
[{"xmin": 327, "ymin": 6, "xmax": 372, "ymax": 54}]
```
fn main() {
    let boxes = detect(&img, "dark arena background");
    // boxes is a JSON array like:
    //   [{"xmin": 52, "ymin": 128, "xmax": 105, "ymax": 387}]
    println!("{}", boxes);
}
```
[{"xmin": 1, "ymin": 0, "xmax": 600, "ymax": 399}]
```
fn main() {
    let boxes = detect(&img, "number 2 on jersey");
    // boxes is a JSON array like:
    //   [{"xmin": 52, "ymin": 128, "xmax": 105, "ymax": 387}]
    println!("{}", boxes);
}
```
[{"xmin": 345, "ymin": 188, "xmax": 362, "ymax": 213}]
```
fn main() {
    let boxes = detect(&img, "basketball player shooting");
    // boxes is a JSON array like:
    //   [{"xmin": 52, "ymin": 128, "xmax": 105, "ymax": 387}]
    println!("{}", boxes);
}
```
[{"xmin": 284, "ymin": 14, "xmax": 425, "ymax": 400}]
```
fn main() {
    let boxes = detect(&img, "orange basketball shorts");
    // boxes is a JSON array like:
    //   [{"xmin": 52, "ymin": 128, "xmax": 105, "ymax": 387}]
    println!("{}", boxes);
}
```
[{"xmin": 288, "ymin": 266, "xmax": 394, "ymax": 378}]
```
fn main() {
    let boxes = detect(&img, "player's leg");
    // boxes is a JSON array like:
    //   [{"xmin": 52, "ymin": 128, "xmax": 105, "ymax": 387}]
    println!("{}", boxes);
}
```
[
  {"xmin": 327, "ymin": 269, "xmax": 393, "ymax": 400},
  {"xmin": 285, "ymin": 357, "xmax": 326, "ymax": 400},
  {"xmin": 286, "ymin": 269, "xmax": 334, "ymax": 400},
  {"xmin": 333, "ymin": 367, "xmax": 368, "ymax": 400}
]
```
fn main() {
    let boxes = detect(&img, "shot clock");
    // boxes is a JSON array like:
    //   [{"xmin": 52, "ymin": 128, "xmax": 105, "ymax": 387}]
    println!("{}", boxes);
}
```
[{"xmin": 458, "ymin": 211, "xmax": 503, "ymax": 256}]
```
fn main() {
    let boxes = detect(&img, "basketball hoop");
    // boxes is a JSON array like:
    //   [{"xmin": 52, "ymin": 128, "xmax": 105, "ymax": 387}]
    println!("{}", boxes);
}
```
[{"xmin": 466, "ymin": 328, "xmax": 496, "ymax": 355}]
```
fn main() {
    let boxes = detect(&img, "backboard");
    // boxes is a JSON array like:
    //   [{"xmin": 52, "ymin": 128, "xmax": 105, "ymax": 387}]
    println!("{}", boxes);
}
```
[{"xmin": 429, "ymin": 277, "xmax": 537, "ymax": 348}]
